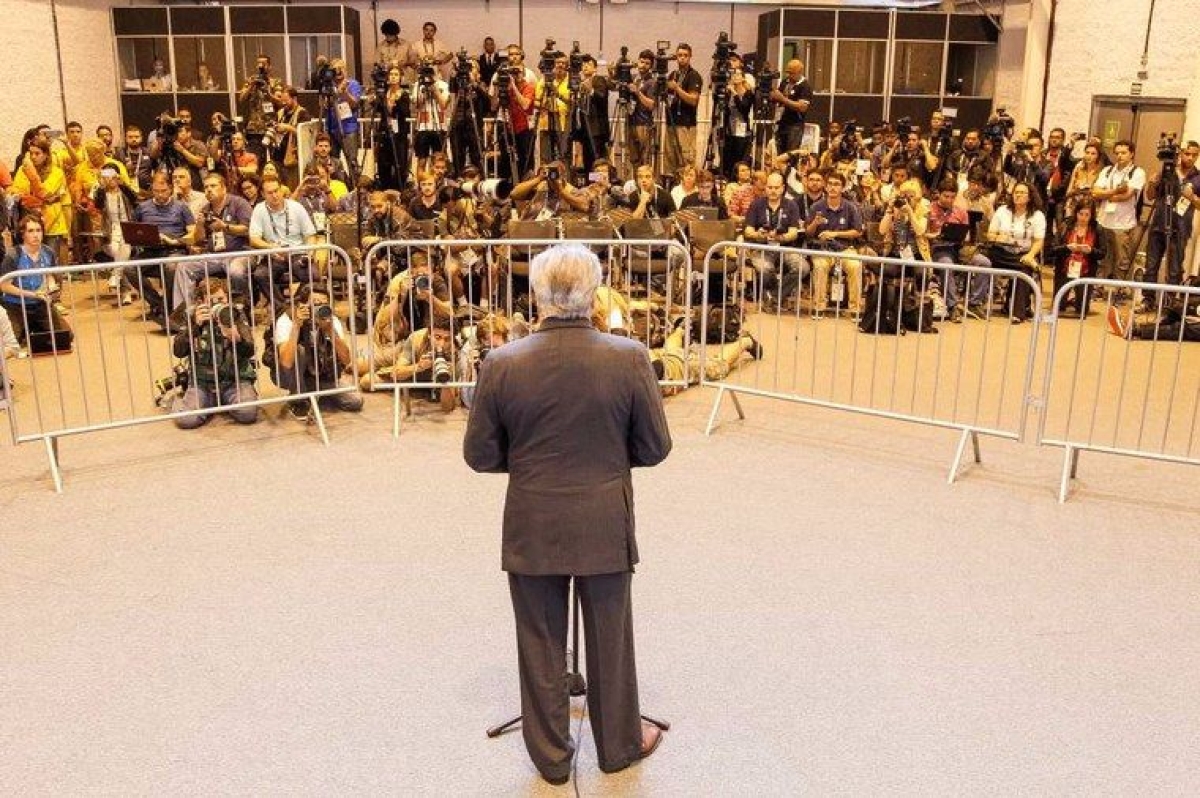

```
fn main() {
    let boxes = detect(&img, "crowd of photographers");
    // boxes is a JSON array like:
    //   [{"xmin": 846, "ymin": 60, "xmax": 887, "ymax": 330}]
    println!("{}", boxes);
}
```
[{"xmin": 3, "ymin": 20, "xmax": 1200, "ymax": 428}]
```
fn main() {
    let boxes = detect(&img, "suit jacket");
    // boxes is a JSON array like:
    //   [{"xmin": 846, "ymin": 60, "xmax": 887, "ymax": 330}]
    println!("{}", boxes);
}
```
[
  {"xmin": 478, "ymin": 51, "xmax": 502, "ymax": 86},
  {"xmin": 463, "ymin": 318, "xmax": 672, "ymax": 576}
]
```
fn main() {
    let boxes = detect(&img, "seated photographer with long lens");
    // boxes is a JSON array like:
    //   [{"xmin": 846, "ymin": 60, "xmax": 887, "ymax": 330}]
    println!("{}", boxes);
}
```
[
  {"xmin": 458, "ymin": 314, "xmax": 511, "ymax": 409},
  {"xmin": 510, "ymin": 160, "xmax": 590, "ymax": 219},
  {"xmin": 269, "ymin": 283, "xmax": 363, "ymax": 419},
  {"xmin": 170, "ymin": 277, "xmax": 259, "ymax": 429}
]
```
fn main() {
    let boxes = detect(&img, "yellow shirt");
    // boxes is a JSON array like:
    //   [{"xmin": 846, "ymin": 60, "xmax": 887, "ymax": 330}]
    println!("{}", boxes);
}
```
[
  {"xmin": 534, "ymin": 78, "xmax": 571, "ymax": 132},
  {"xmin": 11, "ymin": 162, "xmax": 69, "ymax": 236}
]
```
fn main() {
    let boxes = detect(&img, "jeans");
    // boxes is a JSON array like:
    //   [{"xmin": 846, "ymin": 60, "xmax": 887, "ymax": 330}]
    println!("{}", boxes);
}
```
[{"xmin": 173, "ymin": 381, "xmax": 260, "ymax": 428}]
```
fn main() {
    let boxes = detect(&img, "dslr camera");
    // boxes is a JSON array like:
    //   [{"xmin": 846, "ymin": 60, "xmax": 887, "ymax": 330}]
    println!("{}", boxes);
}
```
[
  {"xmin": 894, "ymin": 116, "xmax": 913, "ymax": 139},
  {"xmin": 417, "ymin": 59, "xmax": 437, "ymax": 88},
  {"xmin": 1157, "ymin": 132, "xmax": 1180, "ymax": 165}
]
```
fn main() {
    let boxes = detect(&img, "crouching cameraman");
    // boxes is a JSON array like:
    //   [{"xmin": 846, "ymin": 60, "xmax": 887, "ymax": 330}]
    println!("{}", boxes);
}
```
[
  {"xmin": 171, "ymin": 277, "xmax": 259, "ymax": 429},
  {"xmin": 269, "ymin": 284, "xmax": 364, "ymax": 418},
  {"xmin": 389, "ymin": 314, "xmax": 460, "ymax": 413}
]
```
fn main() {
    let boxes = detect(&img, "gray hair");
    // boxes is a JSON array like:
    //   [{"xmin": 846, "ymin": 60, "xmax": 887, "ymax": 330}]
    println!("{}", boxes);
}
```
[{"xmin": 529, "ymin": 244, "xmax": 602, "ymax": 320}]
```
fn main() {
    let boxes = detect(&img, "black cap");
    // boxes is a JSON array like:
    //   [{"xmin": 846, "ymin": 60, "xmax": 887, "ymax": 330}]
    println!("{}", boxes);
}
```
[{"xmin": 381, "ymin": 19, "xmax": 400, "ymax": 36}]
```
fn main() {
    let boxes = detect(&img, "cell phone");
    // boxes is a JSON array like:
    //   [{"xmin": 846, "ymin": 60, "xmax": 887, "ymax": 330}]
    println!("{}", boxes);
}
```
[{"xmin": 588, "ymin": 171, "xmax": 605, "ymax": 183}]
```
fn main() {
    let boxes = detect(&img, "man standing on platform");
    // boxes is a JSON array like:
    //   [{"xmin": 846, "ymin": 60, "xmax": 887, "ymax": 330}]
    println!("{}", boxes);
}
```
[{"xmin": 463, "ymin": 244, "xmax": 671, "ymax": 786}]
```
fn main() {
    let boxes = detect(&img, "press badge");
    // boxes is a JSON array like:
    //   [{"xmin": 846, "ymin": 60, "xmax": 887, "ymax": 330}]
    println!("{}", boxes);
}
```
[
  {"xmin": 312, "ymin": 211, "xmax": 327, "ymax": 232},
  {"xmin": 212, "ymin": 231, "xmax": 226, "ymax": 251},
  {"xmin": 262, "ymin": 102, "xmax": 274, "ymax": 114},
  {"xmin": 389, "ymin": 118, "xmax": 399, "ymax": 134},
  {"xmin": 899, "ymin": 245, "xmax": 914, "ymax": 261},
  {"xmin": 337, "ymin": 102, "xmax": 353, "ymax": 121},
  {"xmin": 1067, "ymin": 256, "xmax": 1082, "ymax": 279},
  {"xmin": 1177, "ymin": 196, "xmax": 1192, "ymax": 217}
]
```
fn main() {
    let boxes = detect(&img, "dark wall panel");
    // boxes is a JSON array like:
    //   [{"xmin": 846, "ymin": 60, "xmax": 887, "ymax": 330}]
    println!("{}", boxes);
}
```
[
  {"xmin": 169, "ymin": 8, "xmax": 225, "ymax": 37},
  {"xmin": 113, "ymin": 7, "xmax": 168, "ymax": 37},
  {"xmin": 230, "ymin": 7, "xmax": 285, "ymax": 35}
]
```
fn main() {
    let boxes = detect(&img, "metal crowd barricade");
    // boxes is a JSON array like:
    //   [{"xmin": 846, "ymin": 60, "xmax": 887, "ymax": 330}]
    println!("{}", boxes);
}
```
[
  {"xmin": 1039, "ymin": 278, "xmax": 1200, "ymax": 502},
  {"xmin": 697, "ymin": 241, "xmax": 1045, "ymax": 482},
  {"xmin": 360, "ymin": 237, "xmax": 693, "ymax": 437},
  {"xmin": 0, "ymin": 244, "xmax": 358, "ymax": 492}
]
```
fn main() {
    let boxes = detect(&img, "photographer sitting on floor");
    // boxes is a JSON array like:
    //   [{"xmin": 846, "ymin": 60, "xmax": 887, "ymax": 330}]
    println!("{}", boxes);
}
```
[
  {"xmin": 171, "ymin": 277, "xmax": 259, "ymax": 429},
  {"xmin": 363, "ymin": 251, "xmax": 453, "ymax": 389},
  {"xmin": 386, "ymin": 314, "xmax": 460, "ymax": 413},
  {"xmin": 269, "ymin": 283, "xmax": 364, "ymax": 419}
]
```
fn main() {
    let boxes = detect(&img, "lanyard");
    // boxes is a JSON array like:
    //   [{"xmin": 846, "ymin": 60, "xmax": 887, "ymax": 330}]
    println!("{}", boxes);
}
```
[{"xmin": 267, "ymin": 205, "xmax": 291, "ymax": 240}]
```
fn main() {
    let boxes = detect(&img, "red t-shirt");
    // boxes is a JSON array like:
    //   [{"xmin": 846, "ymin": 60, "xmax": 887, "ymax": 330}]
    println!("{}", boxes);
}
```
[{"xmin": 507, "ymin": 83, "xmax": 535, "ymax": 135}]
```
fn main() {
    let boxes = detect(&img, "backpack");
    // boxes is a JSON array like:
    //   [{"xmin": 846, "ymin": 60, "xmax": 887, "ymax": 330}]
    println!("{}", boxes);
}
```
[
  {"xmin": 901, "ymin": 289, "xmax": 938, "ymax": 334},
  {"xmin": 859, "ymin": 279, "xmax": 903, "ymax": 335}
]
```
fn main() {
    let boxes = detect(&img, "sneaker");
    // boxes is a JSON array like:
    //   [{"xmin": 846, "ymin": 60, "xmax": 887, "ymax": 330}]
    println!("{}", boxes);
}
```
[
  {"xmin": 1106, "ymin": 305, "xmax": 1130, "ymax": 338},
  {"xmin": 107, "ymin": 274, "xmax": 121, "ymax": 293},
  {"xmin": 742, "ymin": 332, "xmax": 763, "ymax": 360},
  {"xmin": 119, "ymin": 290, "xmax": 136, "ymax": 306},
  {"xmin": 949, "ymin": 306, "xmax": 963, "ymax": 324}
]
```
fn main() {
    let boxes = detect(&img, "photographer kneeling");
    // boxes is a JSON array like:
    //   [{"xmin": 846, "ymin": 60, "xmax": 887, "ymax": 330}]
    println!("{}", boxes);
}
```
[
  {"xmin": 390, "ymin": 314, "xmax": 460, "ymax": 413},
  {"xmin": 269, "ymin": 284, "xmax": 364, "ymax": 419},
  {"xmin": 171, "ymin": 277, "xmax": 259, "ymax": 429}
]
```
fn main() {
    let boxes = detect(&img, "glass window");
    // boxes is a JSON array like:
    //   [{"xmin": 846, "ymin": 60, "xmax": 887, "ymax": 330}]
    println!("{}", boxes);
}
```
[
  {"xmin": 892, "ymin": 41, "xmax": 943, "ymax": 96},
  {"xmin": 231, "ymin": 36, "xmax": 287, "ymax": 89},
  {"xmin": 173, "ymin": 37, "xmax": 227, "ymax": 92},
  {"xmin": 946, "ymin": 44, "xmax": 996, "ymax": 97},
  {"xmin": 836, "ymin": 41, "xmax": 885, "ymax": 95},
  {"xmin": 289, "ymin": 36, "xmax": 344, "ymax": 89},
  {"xmin": 782, "ymin": 39, "xmax": 833, "ymax": 93},
  {"xmin": 117, "ymin": 38, "xmax": 173, "ymax": 93}
]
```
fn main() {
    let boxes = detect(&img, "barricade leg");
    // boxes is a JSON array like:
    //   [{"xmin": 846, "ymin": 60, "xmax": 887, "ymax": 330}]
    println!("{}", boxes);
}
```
[
  {"xmin": 705, "ymin": 385, "xmax": 746, "ymax": 436},
  {"xmin": 948, "ymin": 428, "xmax": 982, "ymax": 484},
  {"xmin": 309, "ymin": 395, "xmax": 330, "ymax": 447},
  {"xmin": 1058, "ymin": 445, "xmax": 1080, "ymax": 504},
  {"xmin": 45, "ymin": 436, "xmax": 63, "ymax": 494}
]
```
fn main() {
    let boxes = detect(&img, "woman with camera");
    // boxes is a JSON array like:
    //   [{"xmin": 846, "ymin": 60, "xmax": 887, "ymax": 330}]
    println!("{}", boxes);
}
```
[
  {"xmin": 374, "ymin": 65, "xmax": 412, "ymax": 191},
  {"xmin": 985, "ymin": 181, "xmax": 1046, "ymax": 324}
]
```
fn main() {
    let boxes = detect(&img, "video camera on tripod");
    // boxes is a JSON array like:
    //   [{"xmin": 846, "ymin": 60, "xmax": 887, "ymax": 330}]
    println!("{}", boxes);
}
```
[
  {"xmin": 653, "ymin": 40, "xmax": 674, "ymax": 92},
  {"xmin": 613, "ymin": 46, "xmax": 635, "ymax": 103},
  {"xmin": 453, "ymin": 48, "xmax": 474, "ymax": 93},
  {"xmin": 316, "ymin": 61, "xmax": 338, "ymax": 97},
  {"xmin": 539, "ymin": 38, "xmax": 563, "ymax": 79},
  {"xmin": 1157, "ymin": 132, "xmax": 1180, "ymax": 166},
  {"xmin": 417, "ymin": 59, "xmax": 437, "ymax": 89},
  {"xmin": 567, "ymin": 41, "xmax": 584, "ymax": 94},
  {"xmin": 753, "ymin": 60, "xmax": 779, "ymax": 119},
  {"xmin": 983, "ymin": 107, "xmax": 1015, "ymax": 147},
  {"xmin": 710, "ymin": 32, "xmax": 738, "ymax": 106}
]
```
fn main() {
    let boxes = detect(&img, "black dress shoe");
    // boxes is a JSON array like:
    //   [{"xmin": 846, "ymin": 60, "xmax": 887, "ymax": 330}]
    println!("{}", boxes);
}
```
[{"xmin": 541, "ymin": 771, "xmax": 569, "ymax": 786}]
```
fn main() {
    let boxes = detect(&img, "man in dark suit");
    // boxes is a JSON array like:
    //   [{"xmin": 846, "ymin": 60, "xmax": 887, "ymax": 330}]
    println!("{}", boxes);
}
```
[
  {"xmin": 477, "ymin": 37, "xmax": 502, "ymax": 87},
  {"xmin": 464, "ymin": 243, "xmax": 672, "ymax": 785}
]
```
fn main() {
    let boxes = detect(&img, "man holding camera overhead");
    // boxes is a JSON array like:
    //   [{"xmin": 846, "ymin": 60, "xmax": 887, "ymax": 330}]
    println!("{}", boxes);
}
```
[
  {"xmin": 171, "ymin": 277, "xmax": 259, "ymax": 429},
  {"xmin": 238, "ymin": 54, "xmax": 283, "ymax": 161}
]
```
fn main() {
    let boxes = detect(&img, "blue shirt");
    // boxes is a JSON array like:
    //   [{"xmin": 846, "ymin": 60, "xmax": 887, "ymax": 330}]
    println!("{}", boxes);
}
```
[
  {"xmin": 135, "ymin": 198, "xmax": 194, "ymax": 238},
  {"xmin": 325, "ymin": 79, "xmax": 363, "ymax": 135},
  {"xmin": 0, "ymin": 245, "xmax": 57, "ymax": 305},
  {"xmin": 745, "ymin": 196, "xmax": 802, "ymax": 234},
  {"xmin": 806, "ymin": 198, "xmax": 863, "ymax": 252}
]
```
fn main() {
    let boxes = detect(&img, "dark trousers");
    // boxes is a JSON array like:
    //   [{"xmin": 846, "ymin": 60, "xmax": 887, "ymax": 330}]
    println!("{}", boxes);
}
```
[
  {"xmin": 721, "ymin": 135, "xmax": 751, "ymax": 181},
  {"xmin": 1144, "ymin": 227, "xmax": 1186, "ymax": 286},
  {"xmin": 507, "ymin": 571, "xmax": 642, "ymax": 780}
]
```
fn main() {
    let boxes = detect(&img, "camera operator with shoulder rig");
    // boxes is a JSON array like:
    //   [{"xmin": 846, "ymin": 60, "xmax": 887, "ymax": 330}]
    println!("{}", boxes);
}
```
[
  {"xmin": 171, "ymin": 276, "xmax": 259, "ymax": 429},
  {"xmin": 238, "ymin": 54, "xmax": 284, "ymax": 161},
  {"xmin": 270, "ymin": 283, "xmax": 363, "ymax": 419}
]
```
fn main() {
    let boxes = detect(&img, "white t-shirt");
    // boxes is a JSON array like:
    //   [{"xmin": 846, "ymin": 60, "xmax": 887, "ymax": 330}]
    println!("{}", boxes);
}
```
[
  {"xmin": 988, "ymin": 205, "xmax": 1046, "ymax": 252},
  {"xmin": 275, "ymin": 311, "xmax": 346, "ymax": 345},
  {"xmin": 1096, "ymin": 163, "xmax": 1145, "ymax": 231},
  {"xmin": 411, "ymin": 80, "xmax": 450, "ymax": 131}
]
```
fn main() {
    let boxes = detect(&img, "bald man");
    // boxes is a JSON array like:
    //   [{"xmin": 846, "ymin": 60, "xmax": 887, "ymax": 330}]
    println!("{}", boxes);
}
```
[{"xmin": 771, "ymin": 59, "xmax": 813, "ymax": 156}]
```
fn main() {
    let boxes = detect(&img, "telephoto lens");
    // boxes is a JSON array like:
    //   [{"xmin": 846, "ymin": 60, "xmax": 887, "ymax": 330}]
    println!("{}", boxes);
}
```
[
  {"xmin": 315, "ymin": 304, "xmax": 334, "ymax": 321},
  {"xmin": 432, "ymin": 355, "xmax": 452, "ymax": 384}
]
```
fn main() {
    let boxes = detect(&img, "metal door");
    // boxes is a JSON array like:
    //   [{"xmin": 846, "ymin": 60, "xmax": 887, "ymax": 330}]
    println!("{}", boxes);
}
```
[{"xmin": 1090, "ymin": 96, "xmax": 1186, "ymax": 178}]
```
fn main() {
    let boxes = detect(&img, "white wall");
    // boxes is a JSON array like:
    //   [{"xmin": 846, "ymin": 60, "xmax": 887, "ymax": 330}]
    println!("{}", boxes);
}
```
[{"xmin": 1043, "ymin": 0, "xmax": 1200, "ymax": 140}]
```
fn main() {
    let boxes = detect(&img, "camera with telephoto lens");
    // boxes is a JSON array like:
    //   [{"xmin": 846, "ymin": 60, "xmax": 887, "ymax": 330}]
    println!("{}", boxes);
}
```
[
  {"xmin": 207, "ymin": 301, "xmax": 235, "ymax": 329},
  {"xmin": 1157, "ymin": 132, "xmax": 1180, "ymax": 165},
  {"xmin": 313, "ymin": 304, "xmax": 333, "ymax": 323},
  {"xmin": 261, "ymin": 122, "xmax": 279, "ymax": 150},
  {"xmin": 159, "ymin": 114, "xmax": 184, "ymax": 144},
  {"xmin": 432, "ymin": 353, "xmax": 453, "ymax": 384},
  {"xmin": 893, "ymin": 196, "xmax": 907, "ymax": 209},
  {"xmin": 654, "ymin": 40, "xmax": 673, "ymax": 91}
]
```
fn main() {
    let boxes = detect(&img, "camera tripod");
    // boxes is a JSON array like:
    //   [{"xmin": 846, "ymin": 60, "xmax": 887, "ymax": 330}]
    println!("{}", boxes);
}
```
[
  {"xmin": 609, "ymin": 94, "xmax": 632, "ymax": 180},
  {"xmin": 447, "ymin": 80, "xmax": 487, "ymax": 174},
  {"xmin": 486, "ymin": 578, "xmax": 670, "ymax": 742},
  {"xmin": 371, "ymin": 79, "xmax": 409, "ymax": 191},
  {"xmin": 703, "ymin": 83, "xmax": 728, "ymax": 177},
  {"xmin": 533, "ymin": 72, "xmax": 568, "ymax": 170},
  {"xmin": 491, "ymin": 89, "xmax": 521, "ymax": 182},
  {"xmin": 1131, "ymin": 155, "xmax": 1185, "ymax": 303}
]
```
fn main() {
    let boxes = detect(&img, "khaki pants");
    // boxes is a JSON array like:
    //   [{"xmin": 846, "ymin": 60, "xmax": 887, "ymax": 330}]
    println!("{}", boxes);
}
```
[
  {"xmin": 663, "ymin": 125, "xmax": 696, "ymax": 176},
  {"xmin": 811, "ymin": 250, "xmax": 864, "ymax": 312},
  {"xmin": 1101, "ymin": 225, "xmax": 1138, "ymax": 281}
]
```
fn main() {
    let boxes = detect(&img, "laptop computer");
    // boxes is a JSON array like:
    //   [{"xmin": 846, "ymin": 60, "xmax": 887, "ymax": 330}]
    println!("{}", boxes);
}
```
[
  {"xmin": 938, "ymin": 222, "xmax": 971, "ymax": 244},
  {"xmin": 686, "ymin": 206, "xmax": 720, "ymax": 221},
  {"xmin": 119, "ymin": 221, "xmax": 164, "ymax": 247}
]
